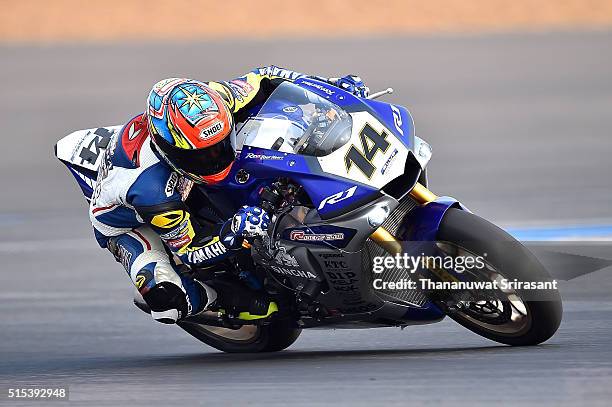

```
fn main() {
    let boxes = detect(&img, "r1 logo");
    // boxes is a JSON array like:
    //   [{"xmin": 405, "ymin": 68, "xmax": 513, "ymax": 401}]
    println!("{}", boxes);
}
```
[{"xmin": 318, "ymin": 185, "xmax": 357, "ymax": 210}]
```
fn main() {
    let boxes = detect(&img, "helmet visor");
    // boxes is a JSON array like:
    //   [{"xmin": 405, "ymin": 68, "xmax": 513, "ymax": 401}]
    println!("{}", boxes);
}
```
[{"xmin": 153, "ymin": 131, "xmax": 236, "ymax": 177}]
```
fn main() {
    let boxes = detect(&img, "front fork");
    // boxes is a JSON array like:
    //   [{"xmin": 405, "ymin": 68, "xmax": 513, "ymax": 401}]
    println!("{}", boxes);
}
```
[{"xmin": 369, "ymin": 182, "xmax": 439, "ymax": 253}]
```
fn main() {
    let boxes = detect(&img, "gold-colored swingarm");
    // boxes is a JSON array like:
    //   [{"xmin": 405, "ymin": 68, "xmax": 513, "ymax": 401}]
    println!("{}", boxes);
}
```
[{"xmin": 369, "ymin": 182, "xmax": 438, "ymax": 253}]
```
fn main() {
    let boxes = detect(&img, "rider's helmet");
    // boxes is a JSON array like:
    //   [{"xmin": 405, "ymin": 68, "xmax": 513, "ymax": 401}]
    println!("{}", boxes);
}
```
[{"xmin": 146, "ymin": 78, "xmax": 235, "ymax": 184}]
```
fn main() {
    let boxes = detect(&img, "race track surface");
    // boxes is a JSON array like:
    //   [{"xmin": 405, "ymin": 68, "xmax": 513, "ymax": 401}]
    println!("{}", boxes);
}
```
[{"xmin": 1, "ymin": 31, "xmax": 612, "ymax": 406}]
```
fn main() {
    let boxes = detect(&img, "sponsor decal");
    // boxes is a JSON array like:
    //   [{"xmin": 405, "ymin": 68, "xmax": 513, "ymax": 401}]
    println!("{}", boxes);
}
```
[
  {"xmin": 90, "ymin": 131, "xmax": 118, "ymax": 205},
  {"xmin": 390, "ymin": 105, "xmax": 404, "ymax": 136},
  {"xmin": 325, "ymin": 268, "xmax": 359, "ymax": 295},
  {"xmin": 246, "ymin": 152, "xmax": 284, "ymax": 160},
  {"xmin": 228, "ymin": 79, "xmax": 254, "ymax": 100},
  {"xmin": 176, "ymin": 177, "xmax": 194, "ymax": 201},
  {"xmin": 324, "ymin": 260, "xmax": 349, "ymax": 269},
  {"xmin": 159, "ymin": 219, "xmax": 189, "ymax": 240},
  {"xmin": 282, "ymin": 106, "xmax": 298, "ymax": 113},
  {"xmin": 258, "ymin": 66, "xmax": 303, "ymax": 81},
  {"xmin": 135, "ymin": 274, "xmax": 146, "ymax": 289},
  {"xmin": 128, "ymin": 122, "xmax": 142, "ymax": 140},
  {"xmin": 154, "ymin": 211, "xmax": 196, "ymax": 253},
  {"xmin": 165, "ymin": 172, "xmax": 179, "ymax": 197},
  {"xmin": 302, "ymin": 80, "xmax": 334, "ymax": 96},
  {"xmin": 167, "ymin": 234, "xmax": 192, "ymax": 249},
  {"xmin": 69, "ymin": 131, "xmax": 89, "ymax": 162},
  {"xmin": 186, "ymin": 239, "xmax": 228, "ymax": 264},
  {"xmin": 116, "ymin": 245, "xmax": 133, "ymax": 271},
  {"xmin": 318, "ymin": 252, "xmax": 345, "ymax": 259},
  {"xmin": 270, "ymin": 265, "xmax": 317, "ymax": 279},
  {"xmin": 273, "ymin": 250, "xmax": 300, "ymax": 267},
  {"xmin": 289, "ymin": 230, "xmax": 345, "ymax": 242},
  {"xmin": 121, "ymin": 118, "xmax": 149, "ymax": 166},
  {"xmin": 381, "ymin": 148, "xmax": 399, "ymax": 175},
  {"xmin": 151, "ymin": 210, "xmax": 189, "ymax": 229},
  {"xmin": 134, "ymin": 270, "xmax": 155, "ymax": 294},
  {"xmin": 285, "ymin": 226, "xmax": 356, "ymax": 248},
  {"xmin": 326, "ymin": 270, "xmax": 356, "ymax": 281},
  {"xmin": 318, "ymin": 185, "xmax": 357, "ymax": 210},
  {"xmin": 200, "ymin": 121, "xmax": 225, "ymax": 140}
]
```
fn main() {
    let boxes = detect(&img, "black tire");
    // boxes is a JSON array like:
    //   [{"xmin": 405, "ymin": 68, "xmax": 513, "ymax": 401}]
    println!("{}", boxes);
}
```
[
  {"xmin": 435, "ymin": 208, "xmax": 562, "ymax": 346},
  {"xmin": 178, "ymin": 318, "xmax": 301, "ymax": 353}
]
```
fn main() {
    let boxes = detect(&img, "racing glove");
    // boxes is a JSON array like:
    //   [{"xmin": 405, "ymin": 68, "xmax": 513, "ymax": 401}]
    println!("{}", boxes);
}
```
[
  {"xmin": 329, "ymin": 75, "xmax": 370, "ymax": 98},
  {"xmin": 221, "ymin": 206, "xmax": 271, "ymax": 248},
  {"xmin": 232, "ymin": 206, "xmax": 270, "ymax": 237}
]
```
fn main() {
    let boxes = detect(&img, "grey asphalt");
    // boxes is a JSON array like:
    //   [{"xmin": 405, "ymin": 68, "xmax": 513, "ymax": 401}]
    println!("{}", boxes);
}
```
[{"xmin": 1, "ymin": 30, "xmax": 612, "ymax": 406}]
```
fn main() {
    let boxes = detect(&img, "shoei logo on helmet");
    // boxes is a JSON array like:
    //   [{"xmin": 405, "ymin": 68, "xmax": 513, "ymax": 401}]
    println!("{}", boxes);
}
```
[{"xmin": 200, "ymin": 121, "xmax": 225, "ymax": 140}]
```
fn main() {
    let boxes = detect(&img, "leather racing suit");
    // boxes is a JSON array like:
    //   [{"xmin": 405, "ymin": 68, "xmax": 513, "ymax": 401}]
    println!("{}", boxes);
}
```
[{"xmin": 90, "ymin": 66, "xmax": 322, "ymax": 323}]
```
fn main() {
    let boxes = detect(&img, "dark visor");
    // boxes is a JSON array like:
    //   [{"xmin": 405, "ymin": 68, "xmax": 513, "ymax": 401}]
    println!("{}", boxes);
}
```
[{"xmin": 154, "ymin": 134, "xmax": 235, "ymax": 176}]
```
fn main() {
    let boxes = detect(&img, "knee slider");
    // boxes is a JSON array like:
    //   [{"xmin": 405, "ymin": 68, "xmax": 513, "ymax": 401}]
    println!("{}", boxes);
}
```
[{"xmin": 142, "ymin": 282, "xmax": 188, "ymax": 324}]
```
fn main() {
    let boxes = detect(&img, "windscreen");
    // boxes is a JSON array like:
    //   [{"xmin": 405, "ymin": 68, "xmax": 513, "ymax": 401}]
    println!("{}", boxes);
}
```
[{"xmin": 234, "ymin": 82, "xmax": 352, "ymax": 157}]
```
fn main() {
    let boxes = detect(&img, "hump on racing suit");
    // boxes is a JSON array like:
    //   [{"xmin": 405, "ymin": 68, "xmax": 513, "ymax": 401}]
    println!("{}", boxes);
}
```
[{"xmin": 55, "ymin": 125, "xmax": 122, "ymax": 202}]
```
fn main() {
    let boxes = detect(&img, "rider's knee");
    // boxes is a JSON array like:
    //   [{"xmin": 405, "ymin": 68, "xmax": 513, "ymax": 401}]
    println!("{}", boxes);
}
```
[{"xmin": 142, "ymin": 281, "xmax": 188, "ymax": 324}]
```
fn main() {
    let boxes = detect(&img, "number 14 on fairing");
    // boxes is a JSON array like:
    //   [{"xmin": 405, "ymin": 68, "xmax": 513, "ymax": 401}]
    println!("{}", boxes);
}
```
[{"xmin": 344, "ymin": 123, "xmax": 390, "ymax": 179}]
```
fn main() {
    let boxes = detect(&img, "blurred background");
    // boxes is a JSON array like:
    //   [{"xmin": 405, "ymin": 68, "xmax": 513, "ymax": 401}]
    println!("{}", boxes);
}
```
[
  {"xmin": 1, "ymin": 1, "xmax": 612, "ymax": 404},
  {"xmin": 1, "ymin": 0, "xmax": 611, "ymax": 223}
]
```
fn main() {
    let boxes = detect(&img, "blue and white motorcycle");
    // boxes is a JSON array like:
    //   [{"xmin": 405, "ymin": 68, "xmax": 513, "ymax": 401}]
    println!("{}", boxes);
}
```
[{"xmin": 57, "ymin": 78, "xmax": 562, "ymax": 352}]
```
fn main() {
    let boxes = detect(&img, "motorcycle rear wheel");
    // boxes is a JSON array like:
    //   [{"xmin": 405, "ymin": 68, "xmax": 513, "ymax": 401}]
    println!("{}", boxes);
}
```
[
  {"xmin": 178, "ymin": 316, "xmax": 301, "ymax": 353},
  {"xmin": 435, "ymin": 208, "xmax": 562, "ymax": 346}
]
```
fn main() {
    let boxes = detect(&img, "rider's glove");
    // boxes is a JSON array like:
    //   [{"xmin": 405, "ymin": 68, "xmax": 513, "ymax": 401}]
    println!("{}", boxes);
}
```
[
  {"xmin": 230, "ymin": 206, "xmax": 270, "ymax": 238},
  {"xmin": 330, "ymin": 75, "xmax": 370, "ymax": 98}
]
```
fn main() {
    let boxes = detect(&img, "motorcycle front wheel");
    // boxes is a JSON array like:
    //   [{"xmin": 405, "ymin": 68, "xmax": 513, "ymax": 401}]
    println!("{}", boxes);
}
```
[{"xmin": 434, "ymin": 208, "xmax": 562, "ymax": 346}]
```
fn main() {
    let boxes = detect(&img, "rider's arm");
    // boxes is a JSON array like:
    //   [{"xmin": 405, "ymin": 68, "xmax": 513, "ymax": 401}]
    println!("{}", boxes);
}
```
[
  {"xmin": 138, "ymin": 200, "xmax": 236, "ymax": 267},
  {"xmin": 205, "ymin": 65, "xmax": 328, "ymax": 122},
  {"xmin": 127, "ymin": 165, "xmax": 237, "ymax": 267}
]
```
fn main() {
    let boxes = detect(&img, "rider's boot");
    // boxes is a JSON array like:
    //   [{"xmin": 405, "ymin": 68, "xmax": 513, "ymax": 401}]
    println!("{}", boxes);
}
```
[
  {"xmin": 207, "ymin": 279, "xmax": 278, "ymax": 321},
  {"xmin": 133, "ymin": 276, "xmax": 276, "ymax": 322},
  {"xmin": 133, "ymin": 280, "xmax": 217, "ymax": 323}
]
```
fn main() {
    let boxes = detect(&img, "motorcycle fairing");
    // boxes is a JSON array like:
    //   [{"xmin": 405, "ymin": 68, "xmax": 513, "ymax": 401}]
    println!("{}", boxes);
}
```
[
  {"xmin": 221, "ymin": 146, "xmax": 383, "ymax": 219},
  {"xmin": 225, "ymin": 82, "xmax": 422, "ymax": 218},
  {"xmin": 396, "ymin": 197, "xmax": 471, "ymax": 242}
]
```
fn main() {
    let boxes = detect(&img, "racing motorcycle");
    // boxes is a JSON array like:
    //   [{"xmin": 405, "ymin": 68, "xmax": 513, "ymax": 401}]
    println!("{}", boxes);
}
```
[{"xmin": 56, "ymin": 78, "xmax": 562, "ymax": 352}]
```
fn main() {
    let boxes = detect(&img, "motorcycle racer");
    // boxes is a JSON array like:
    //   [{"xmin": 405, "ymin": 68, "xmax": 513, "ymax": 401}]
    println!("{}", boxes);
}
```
[{"xmin": 89, "ymin": 66, "xmax": 369, "ymax": 324}]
